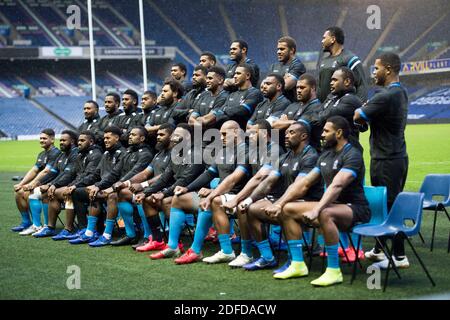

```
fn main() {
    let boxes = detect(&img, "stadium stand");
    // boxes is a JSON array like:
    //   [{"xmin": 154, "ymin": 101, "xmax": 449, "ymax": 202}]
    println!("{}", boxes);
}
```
[
  {"xmin": 155, "ymin": 0, "xmax": 227, "ymax": 54},
  {"xmin": 34, "ymin": 96, "xmax": 89, "ymax": 127},
  {"xmin": 0, "ymin": 0, "xmax": 449, "ymax": 137},
  {"xmin": 409, "ymin": 87, "xmax": 450, "ymax": 120},
  {"xmin": 0, "ymin": 97, "xmax": 66, "ymax": 137}
]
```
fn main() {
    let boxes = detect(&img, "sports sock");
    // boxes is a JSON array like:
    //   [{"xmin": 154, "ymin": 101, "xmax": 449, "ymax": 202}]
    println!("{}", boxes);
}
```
[
  {"xmin": 218, "ymin": 234, "xmax": 233, "ymax": 254},
  {"xmin": 118, "ymin": 202, "xmax": 136, "ymax": 238},
  {"xmin": 85, "ymin": 216, "xmax": 98, "ymax": 236},
  {"xmin": 159, "ymin": 211, "xmax": 169, "ymax": 232},
  {"xmin": 167, "ymin": 208, "xmax": 185, "ymax": 249},
  {"xmin": 256, "ymin": 239, "xmax": 274, "ymax": 261},
  {"xmin": 288, "ymin": 240, "xmax": 304, "ymax": 262},
  {"xmin": 185, "ymin": 213, "xmax": 195, "ymax": 227},
  {"xmin": 326, "ymin": 243, "xmax": 340, "ymax": 269},
  {"xmin": 340, "ymin": 232, "xmax": 349, "ymax": 249},
  {"xmin": 303, "ymin": 230, "xmax": 312, "ymax": 246},
  {"xmin": 241, "ymin": 240, "xmax": 253, "ymax": 257},
  {"xmin": 147, "ymin": 215, "xmax": 163, "ymax": 242},
  {"xmin": 20, "ymin": 211, "xmax": 31, "ymax": 225},
  {"xmin": 229, "ymin": 218, "xmax": 235, "ymax": 235},
  {"xmin": 42, "ymin": 203, "xmax": 49, "ymax": 226},
  {"xmin": 137, "ymin": 204, "xmax": 151, "ymax": 238},
  {"xmin": 29, "ymin": 198, "xmax": 42, "ymax": 227},
  {"xmin": 191, "ymin": 210, "xmax": 212, "ymax": 254},
  {"xmin": 103, "ymin": 219, "xmax": 115, "ymax": 239}
]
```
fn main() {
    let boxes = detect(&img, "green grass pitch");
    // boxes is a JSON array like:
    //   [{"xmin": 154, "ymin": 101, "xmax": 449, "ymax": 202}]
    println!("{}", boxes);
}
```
[{"xmin": 0, "ymin": 124, "xmax": 449, "ymax": 300}]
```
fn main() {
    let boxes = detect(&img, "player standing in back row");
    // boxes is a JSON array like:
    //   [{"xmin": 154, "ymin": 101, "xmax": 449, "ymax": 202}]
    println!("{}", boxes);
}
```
[{"xmin": 317, "ymin": 26, "xmax": 368, "ymax": 103}]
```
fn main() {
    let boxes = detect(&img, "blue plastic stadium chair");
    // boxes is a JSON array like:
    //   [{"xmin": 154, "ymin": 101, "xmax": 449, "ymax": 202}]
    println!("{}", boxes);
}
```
[
  {"xmin": 419, "ymin": 174, "xmax": 450, "ymax": 251},
  {"xmin": 349, "ymin": 186, "xmax": 387, "ymax": 283},
  {"xmin": 364, "ymin": 186, "xmax": 388, "ymax": 225},
  {"xmin": 352, "ymin": 192, "xmax": 435, "ymax": 291}
]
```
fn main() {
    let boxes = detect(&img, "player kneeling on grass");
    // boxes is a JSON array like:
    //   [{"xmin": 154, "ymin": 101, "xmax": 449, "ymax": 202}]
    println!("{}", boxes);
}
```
[
  {"xmin": 28, "ymin": 130, "xmax": 79, "ymax": 237},
  {"xmin": 243, "ymin": 122, "xmax": 323, "ymax": 272},
  {"xmin": 37, "ymin": 131, "xmax": 102, "ymax": 239},
  {"xmin": 12, "ymin": 128, "xmax": 61, "ymax": 233},
  {"xmin": 134, "ymin": 124, "xmax": 205, "ymax": 258},
  {"xmin": 167, "ymin": 120, "xmax": 251, "ymax": 264},
  {"xmin": 109, "ymin": 124, "xmax": 173, "ymax": 250},
  {"xmin": 265, "ymin": 116, "xmax": 370, "ymax": 286}
]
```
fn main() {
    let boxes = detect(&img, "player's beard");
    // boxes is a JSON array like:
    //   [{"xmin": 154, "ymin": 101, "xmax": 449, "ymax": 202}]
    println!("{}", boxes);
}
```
[
  {"xmin": 374, "ymin": 73, "xmax": 386, "ymax": 86},
  {"xmin": 160, "ymin": 96, "xmax": 174, "ymax": 107},
  {"xmin": 193, "ymin": 80, "xmax": 205, "ymax": 90},
  {"xmin": 233, "ymin": 52, "xmax": 243, "ymax": 62},
  {"xmin": 156, "ymin": 141, "xmax": 167, "ymax": 151},
  {"xmin": 321, "ymin": 135, "xmax": 337, "ymax": 150}
]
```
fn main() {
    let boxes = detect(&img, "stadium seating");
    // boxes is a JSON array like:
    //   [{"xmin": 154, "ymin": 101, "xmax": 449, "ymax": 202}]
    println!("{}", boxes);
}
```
[
  {"xmin": 409, "ymin": 87, "xmax": 450, "ymax": 120},
  {"xmin": 152, "ymin": 0, "xmax": 227, "ymax": 56},
  {"xmin": 0, "ymin": 97, "xmax": 66, "ymax": 137},
  {"xmin": 34, "ymin": 96, "xmax": 89, "ymax": 128},
  {"xmin": 0, "ymin": 0, "xmax": 449, "ymax": 127}
]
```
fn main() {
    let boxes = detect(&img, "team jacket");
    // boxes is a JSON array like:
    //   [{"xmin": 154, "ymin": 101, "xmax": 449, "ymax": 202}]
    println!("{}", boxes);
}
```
[
  {"xmin": 96, "ymin": 143, "xmax": 153, "ymax": 190},
  {"xmin": 94, "ymin": 109, "xmax": 123, "ymax": 143},
  {"xmin": 41, "ymin": 146, "xmax": 79, "ymax": 187},
  {"xmin": 319, "ymin": 88, "xmax": 367, "ymax": 144},
  {"xmin": 78, "ymin": 114, "xmax": 101, "ymax": 133},
  {"xmin": 82, "ymin": 143, "xmax": 127, "ymax": 186},
  {"xmin": 143, "ymin": 147, "xmax": 205, "ymax": 197},
  {"xmin": 67, "ymin": 145, "xmax": 104, "ymax": 188}
]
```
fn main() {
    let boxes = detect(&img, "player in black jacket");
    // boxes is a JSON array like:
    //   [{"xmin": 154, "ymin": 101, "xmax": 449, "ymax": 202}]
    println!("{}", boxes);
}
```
[
  {"xmin": 134, "ymin": 124, "xmax": 205, "ymax": 257},
  {"xmin": 78, "ymin": 100, "xmax": 100, "ymax": 133},
  {"xmin": 68, "ymin": 126, "xmax": 126, "ymax": 244},
  {"xmin": 22, "ymin": 130, "xmax": 78, "ymax": 237},
  {"xmin": 85, "ymin": 127, "xmax": 153, "ymax": 247},
  {"xmin": 34, "ymin": 131, "xmax": 102, "ymax": 238},
  {"xmin": 12, "ymin": 128, "xmax": 61, "ymax": 233}
]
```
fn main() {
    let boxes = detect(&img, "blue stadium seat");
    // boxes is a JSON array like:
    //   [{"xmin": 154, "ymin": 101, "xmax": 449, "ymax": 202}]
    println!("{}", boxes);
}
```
[
  {"xmin": 419, "ymin": 174, "xmax": 450, "ymax": 251},
  {"xmin": 0, "ymin": 98, "xmax": 65, "ymax": 137},
  {"xmin": 352, "ymin": 192, "xmax": 435, "ymax": 291},
  {"xmin": 34, "ymin": 96, "xmax": 89, "ymax": 127}
]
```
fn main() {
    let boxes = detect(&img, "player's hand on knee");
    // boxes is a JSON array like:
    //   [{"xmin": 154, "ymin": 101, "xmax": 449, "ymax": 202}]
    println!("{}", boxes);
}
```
[
  {"xmin": 238, "ymin": 197, "xmax": 253, "ymax": 213},
  {"xmin": 223, "ymin": 199, "xmax": 238, "ymax": 211},
  {"xmin": 135, "ymin": 192, "xmax": 145, "ymax": 204},
  {"xmin": 13, "ymin": 184, "xmax": 23, "ymax": 192},
  {"xmin": 174, "ymin": 186, "xmax": 188, "ymax": 196},
  {"xmin": 64, "ymin": 186, "xmax": 76, "ymax": 197},
  {"xmin": 87, "ymin": 186, "xmax": 100, "ymax": 201},
  {"xmin": 40, "ymin": 184, "xmax": 50, "ymax": 193},
  {"xmin": 198, "ymin": 188, "xmax": 211, "ymax": 198},
  {"xmin": 47, "ymin": 185, "xmax": 56, "ymax": 200},
  {"xmin": 112, "ymin": 182, "xmax": 125, "ymax": 192},
  {"xmin": 302, "ymin": 209, "xmax": 319, "ymax": 224},
  {"xmin": 265, "ymin": 204, "xmax": 282, "ymax": 218},
  {"xmin": 151, "ymin": 192, "xmax": 164, "ymax": 203},
  {"xmin": 103, "ymin": 187, "xmax": 114, "ymax": 196},
  {"xmin": 199, "ymin": 197, "xmax": 211, "ymax": 211},
  {"xmin": 130, "ymin": 183, "xmax": 143, "ymax": 193},
  {"xmin": 23, "ymin": 183, "xmax": 35, "ymax": 192}
]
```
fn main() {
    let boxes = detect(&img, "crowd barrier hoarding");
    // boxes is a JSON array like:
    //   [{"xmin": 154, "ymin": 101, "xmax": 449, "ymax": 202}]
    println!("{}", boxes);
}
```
[
  {"xmin": 400, "ymin": 58, "xmax": 450, "ymax": 75},
  {"xmin": 0, "ymin": 46, "xmax": 176, "ymax": 60}
]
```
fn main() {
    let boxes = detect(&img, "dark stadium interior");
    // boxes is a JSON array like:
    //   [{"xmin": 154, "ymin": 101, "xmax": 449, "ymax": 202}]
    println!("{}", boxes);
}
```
[{"xmin": 0, "ymin": 0, "xmax": 449, "ymax": 137}]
